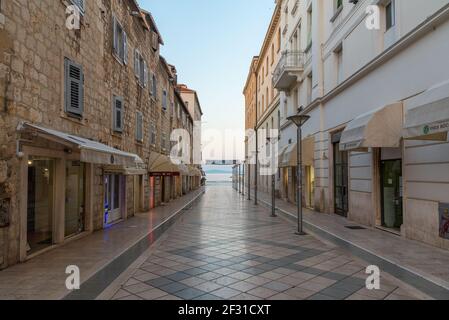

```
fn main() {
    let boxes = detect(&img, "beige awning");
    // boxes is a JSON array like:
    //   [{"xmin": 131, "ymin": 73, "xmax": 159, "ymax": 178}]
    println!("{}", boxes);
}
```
[
  {"xmin": 18, "ymin": 122, "xmax": 143, "ymax": 167},
  {"xmin": 103, "ymin": 165, "xmax": 147, "ymax": 176},
  {"xmin": 278, "ymin": 137, "xmax": 315, "ymax": 168},
  {"xmin": 340, "ymin": 102, "xmax": 403, "ymax": 151},
  {"xmin": 178, "ymin": 164, "xmax": 190, "ymax": 175},
  {"xmin": 148, "ymin": 153, "xmax": 179, "ymax": 174},
  {"xmin": 403, "ymin": 80, "xmax": 449, "ymax": 141}
]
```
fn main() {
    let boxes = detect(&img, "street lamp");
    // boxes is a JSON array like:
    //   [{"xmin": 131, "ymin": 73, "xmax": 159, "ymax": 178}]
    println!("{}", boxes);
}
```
[
  {"xmin": 287, "ymin": 108, "xmax": 311, "ymax": 236},
  {"xmin": 266, "ymin": 137, "xmax": 277, "ymax": 218}
]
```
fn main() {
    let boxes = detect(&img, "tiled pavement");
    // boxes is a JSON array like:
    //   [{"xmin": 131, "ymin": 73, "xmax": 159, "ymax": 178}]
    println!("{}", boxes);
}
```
[
  {"xmin": 0, "ymin": 188, "xmax": 204, "ymax": 300},
  {"xmin": 104, "ymin": 184, "xmax": 426, "ymax": 300}
]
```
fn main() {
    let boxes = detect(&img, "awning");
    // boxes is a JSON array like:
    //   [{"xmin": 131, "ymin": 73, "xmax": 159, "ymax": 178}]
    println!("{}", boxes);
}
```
[
  {"xmin": 340, "ymin": 102, "xmax": 403, "ymax": 151},
  {"xmin": 403, "ymin": 80, "xmax": 449, "ymax": 141},
  {"xmin": 148, "ymin": 152, "xmax": 180, "ymax": 176},
  {"xmin": 178, "ymin": 164, "xmax": 190, "ymax": 176},
  {"xmin": 278, "ymin": 136, "xmax": 315, "ymax": 168},
  {"xmin": 103, "ymin": 165, "xmax": 147, "ymax": 176},
  {"xmin": 189, "ymin": 166, "xmax": 202, "ymax": 177},
  {"xmin": 18, "ymin": 122, "xmax": 143, "ymax": 167}
]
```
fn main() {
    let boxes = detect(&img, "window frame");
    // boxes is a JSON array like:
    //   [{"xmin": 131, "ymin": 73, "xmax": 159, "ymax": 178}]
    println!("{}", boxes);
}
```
[
  {"xmin": 113, "ymin": 16, "xmax": 127, "ymax": 65},
  {"xmin": 113, "ymin": 95, "xmax": 124, "ymax": 133},
  {"xmin": 135, "ymin": 111, "xmax": 143, "ymax": 142},
  {"xmin": 385, "ymin": 0, "xmax": 396, "ymax": 31}
]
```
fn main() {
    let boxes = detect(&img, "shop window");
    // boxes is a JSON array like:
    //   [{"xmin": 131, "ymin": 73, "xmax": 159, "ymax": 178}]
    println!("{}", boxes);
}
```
[
  {"xmin": 65, "ymin": 161, "xmax": 85, "ymax": 238},
  {"xmin": 64, "ymin": 58, "xmax": 84, "ymax": 117},
  {"xmin": 27, "ymin": 157, "xmax": 55, "ymax": 255},
  {"xmin": 113, "ymin": 95, "xmax": 124, "ymax": 132},
  {"xmin": 113, "ymin": 16, "xmax": 127, "ymax": 64}
]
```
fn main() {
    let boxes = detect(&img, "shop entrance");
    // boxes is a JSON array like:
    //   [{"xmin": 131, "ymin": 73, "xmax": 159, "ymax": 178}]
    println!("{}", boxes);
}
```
[
  {"xmin": 305, "ymin": 166, "xmax": 315, "ymax": 209},
  {"xmin": 333, "ymin": 134, "xmax": 349, "ymax": 217},
  {"xmin": 104, "ymin": 174, "xmax": 123, "ymax": 225},
  {"xmin": 65, "ymin": 161, "xmax": 85, "ymax": 238},
  {"xmin": 27, "ymin": 157, "xmax": 55, "ymax": 254},
  {"xmin": 381, "ymin": 159, "xmax": 403, "ymax": 230}
]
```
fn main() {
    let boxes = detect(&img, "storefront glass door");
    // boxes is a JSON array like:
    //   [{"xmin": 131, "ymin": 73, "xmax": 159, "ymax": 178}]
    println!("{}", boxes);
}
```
[
  {"xmin": 65, "ymin": 161, "xmax": 85, "ymax": 237},
  {"xmin": 104, "ymin": 174, "xmax": 122, "ymax": 225},
  {"xmin": 27, "ymin": 157, "xmax": 55, "ymax": 254},
  {"xmin": 381, "ymin": 160, "xmax": 403, "ymax": 230},
  {"xmin": 333, "ymin": 142, "xmax": 348, "ymax": 217}
]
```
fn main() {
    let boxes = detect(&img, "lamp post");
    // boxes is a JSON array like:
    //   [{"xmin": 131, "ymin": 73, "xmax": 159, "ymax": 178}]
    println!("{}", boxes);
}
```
[
  {"xmin": 287, "ymin": 108, "xmax": 311, "ymax": 235},
  {"xmin": 238, "ymin": 164, "xmax": 241, "ymax": 194},
  {"xmin": 247, "ymin": 156, "xmax": 251, "ymax": 201},
  {"xmin": 266, "ymin": 137, "xmax": 277, "ymax": 218},
  {"xmin": 242, "ymin": 162, "xmax": 245, "ymax": 197}
]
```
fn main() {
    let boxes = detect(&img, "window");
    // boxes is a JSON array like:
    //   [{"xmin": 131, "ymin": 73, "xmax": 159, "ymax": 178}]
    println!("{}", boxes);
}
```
[
  {"xmin": 150, "ymin": 123, "xmax": 156, "ymax": 145},
  {"xmin": 385, "ymin": 0, "xmax": 395, "ymax": 31},
  {"xmin": 70, "ymin": 0, "xmax": 85, "ymax": 14},
  {"xmin": 64, "ymin": 58, "xmax": 84, "ymax": 117},
  {"xmin": 162, "ymin": 89, "xmax": 167, "ymax": 110},
  {"xmin": 177, "ymin": 103, "xmax": 181, "ymax": 119},
  {"xmin": 134, "ymin": 50, "xmax": 147, "ymax": 87},
  {"xmin": 113, "ymin": 96, "xmax": 124, "ymax": 132},
  {"xmin": 136, "ymin": 111, "xmax": 143, "ymax": 142},
  {"xmin": 113, "ymin": 17, "xmax": 127, "ymax": 64},
  {"xmin": 151, "ymin": 74, "xmax": 157, "ymax": 98},
  {"xmin": 271, "ymin": 44, "xmax": 274, "ymax": 65},
  {"xmin": 266, "ymin": 57, "xmax": 269, "ymax": 75}
]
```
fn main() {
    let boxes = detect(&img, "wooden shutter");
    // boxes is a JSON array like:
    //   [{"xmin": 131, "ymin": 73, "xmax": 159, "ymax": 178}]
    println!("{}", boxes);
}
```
[
  {"xmin": 143, "ymin": 61, "xmax": 148, "ymax": 87},
  {"xmin": 65, "ymin": 59, "xmax": 84, "ymax": 116},
  {"xmin": 123, "ymin": 31, "xmax": 128, "ymax": 65},
  {"xmin": 136, "ymin": 112, "xmax": 143, "ymax": 141},
  {"xmin": 152, "ymin": 31, "xmax": 158, "ymax": 51},
  {"xmin": 113, "ymin": 96, "xmax": 124, "ymax": 132},
  {"xmin": 113, "ymin": 17, "xmax": 118, "ymax": 56},
  {"xmin": 134, "ymin": 50, "xmax": 140, "ymax": 78},
  {"xmin": 149, "ymin": 71, "xmax": 153, "ymax": 95}
]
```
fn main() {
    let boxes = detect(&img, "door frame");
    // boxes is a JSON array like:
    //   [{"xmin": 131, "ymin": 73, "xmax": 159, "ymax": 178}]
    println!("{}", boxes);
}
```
[{"xmin": 103, "ymin": 174, "xmax": 124, "ymax": 227}]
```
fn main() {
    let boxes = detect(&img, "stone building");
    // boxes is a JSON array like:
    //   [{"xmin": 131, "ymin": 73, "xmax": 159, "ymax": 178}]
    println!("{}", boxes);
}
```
[{"xmin": 0, "ymin": 0, "xmax": 200, "ymax": 269}]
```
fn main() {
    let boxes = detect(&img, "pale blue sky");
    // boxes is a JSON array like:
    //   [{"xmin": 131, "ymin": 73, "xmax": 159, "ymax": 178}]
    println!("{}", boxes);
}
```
[{"xmin": 138, "ymin": 0, "xmax": 275, "ymax": 159}]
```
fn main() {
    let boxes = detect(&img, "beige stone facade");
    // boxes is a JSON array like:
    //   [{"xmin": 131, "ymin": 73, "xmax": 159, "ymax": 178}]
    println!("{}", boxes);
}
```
[{"xmin": 0, "ymin": 0, "xmax": 199, "ymax": 269}]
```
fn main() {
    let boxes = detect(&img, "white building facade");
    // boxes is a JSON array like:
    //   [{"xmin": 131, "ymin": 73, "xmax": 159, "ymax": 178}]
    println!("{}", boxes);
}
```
[{"xmin": 274, "ymin": 0, "xmax": 449, "ymax": 250}]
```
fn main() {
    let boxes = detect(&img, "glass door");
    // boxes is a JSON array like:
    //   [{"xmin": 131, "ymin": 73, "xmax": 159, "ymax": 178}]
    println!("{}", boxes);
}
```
[
  {"xmin": 27, "ymin": 157, "xmax": 55, "ymax": 254},
  {"xmin": 65, "ymin": 161, "xmax": 85, "ymax": 237},
  {"xmin": 104, "ymin": 174, "xmax": 122, "ymax": 225},
  {"xmin": 381, "ymin": 160, "xmax": 403, "ymax": 230},
  {"xmin": 334, "ymin": 142, "xmax": 348, "ymax": 217}
]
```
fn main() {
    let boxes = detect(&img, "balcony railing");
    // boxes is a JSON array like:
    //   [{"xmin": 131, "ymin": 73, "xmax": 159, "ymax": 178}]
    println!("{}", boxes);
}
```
[{"xmin": 273, "ymin": 50, "xmax": 304, "ymax": 90}]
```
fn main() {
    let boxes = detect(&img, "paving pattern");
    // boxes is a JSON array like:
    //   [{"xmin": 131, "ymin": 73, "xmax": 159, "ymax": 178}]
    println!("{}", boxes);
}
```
[{"xmin": 107, "ymin": 185, "xmax": 424, "ymax": 300}]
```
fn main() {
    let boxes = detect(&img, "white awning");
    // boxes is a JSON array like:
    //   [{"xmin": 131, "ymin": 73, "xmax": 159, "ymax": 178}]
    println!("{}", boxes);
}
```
[
  {"xmin": 18, "ymin": 122, "xmax": 143, "ymax": 167},
  {"xmin": 403, "ymin": 80, "xmax": 449, "ymax": 141},
  {"xmin": 340, "ymin": 102, "xmax": 403, "ymax": 151},
  {"xmin": 278, "ymin": 136, "xmax": 315, "ymax": 168}
]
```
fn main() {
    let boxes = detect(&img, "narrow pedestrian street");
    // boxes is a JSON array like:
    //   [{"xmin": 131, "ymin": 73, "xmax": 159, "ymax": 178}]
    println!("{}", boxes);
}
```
[{"xmin": 102, "ymin": 184, "xmax": 425, "ymax": 301}]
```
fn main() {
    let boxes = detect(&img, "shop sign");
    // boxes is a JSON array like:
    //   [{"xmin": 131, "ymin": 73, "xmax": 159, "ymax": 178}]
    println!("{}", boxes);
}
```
[
  {"xmin": 423, "ymin": 121, "xmax": 449, "ymax": 136},
  {"xmin": 149, "ymin": 172, "xmax": 180, "ymax": 177},
  {"xmin": 439, "ymin": 203, "xmax": 449, "ymax": 240}
]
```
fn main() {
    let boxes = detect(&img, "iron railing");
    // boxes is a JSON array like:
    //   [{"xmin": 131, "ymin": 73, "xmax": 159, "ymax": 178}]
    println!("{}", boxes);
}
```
[{"xmin": 273, "ymin": 50, "xmax": 304, "ymax": 87}]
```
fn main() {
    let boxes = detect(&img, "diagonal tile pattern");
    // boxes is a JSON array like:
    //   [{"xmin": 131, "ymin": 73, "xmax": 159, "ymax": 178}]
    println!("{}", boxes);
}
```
[{"xmin": 106, "ymin": 185, "xmax": 425, "ymax": 300}]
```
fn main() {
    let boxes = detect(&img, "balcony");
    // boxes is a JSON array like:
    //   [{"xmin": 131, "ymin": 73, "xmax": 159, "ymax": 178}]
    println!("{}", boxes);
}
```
[{"xmin": 272, "ymin": 51, "xmax": 304, "ymax": 91}]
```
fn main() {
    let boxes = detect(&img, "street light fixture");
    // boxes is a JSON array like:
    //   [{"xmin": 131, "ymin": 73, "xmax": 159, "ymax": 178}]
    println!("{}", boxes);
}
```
[
  {"xmin": 266, "ymin": 137, "xmax": 277, "ymax": 218},
  {"xmin": 287, "ymin": 107, "xmax": 311, "ymax": 236}
]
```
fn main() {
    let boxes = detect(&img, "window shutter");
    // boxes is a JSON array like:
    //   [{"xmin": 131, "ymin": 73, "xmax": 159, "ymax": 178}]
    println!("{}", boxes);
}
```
[
  {"xmin": 153, "ymin": 75, "xmax": 157, "ymax": 99},
  {"xmin": 113, "ymin": 17, "xmax": 118, "ymax": 56},
  {"xmin": 162, "ymin": 90, "xmax": 167, "ymax": 110},
  {"xmin": 123, "ymin": 32, "xmax": 128, "ymax": 65},
  {"xmin": 143, "ymin": 61, "xmax": 148, "ymax": 88},
  {"xmin": 113, "ymin": 96, "xmax": 124, "ymax": 132},
  {"xmin": 136, "ymin": 112, "xmax": 143, "ymax": 141},
  {"xmin": 134, "ymin": 50, "xmax": 140, "ymax": 78},
  {"xmin": 65, "ymin": 59, "xmax": 84, "ymax": 116},
  {"xmin": 149, "ymin": 71, "xmax": 153, "ymax": 95},
  {"xmin": 152, "ymin": 31, "xmax": 158, "ymax": 51}
]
